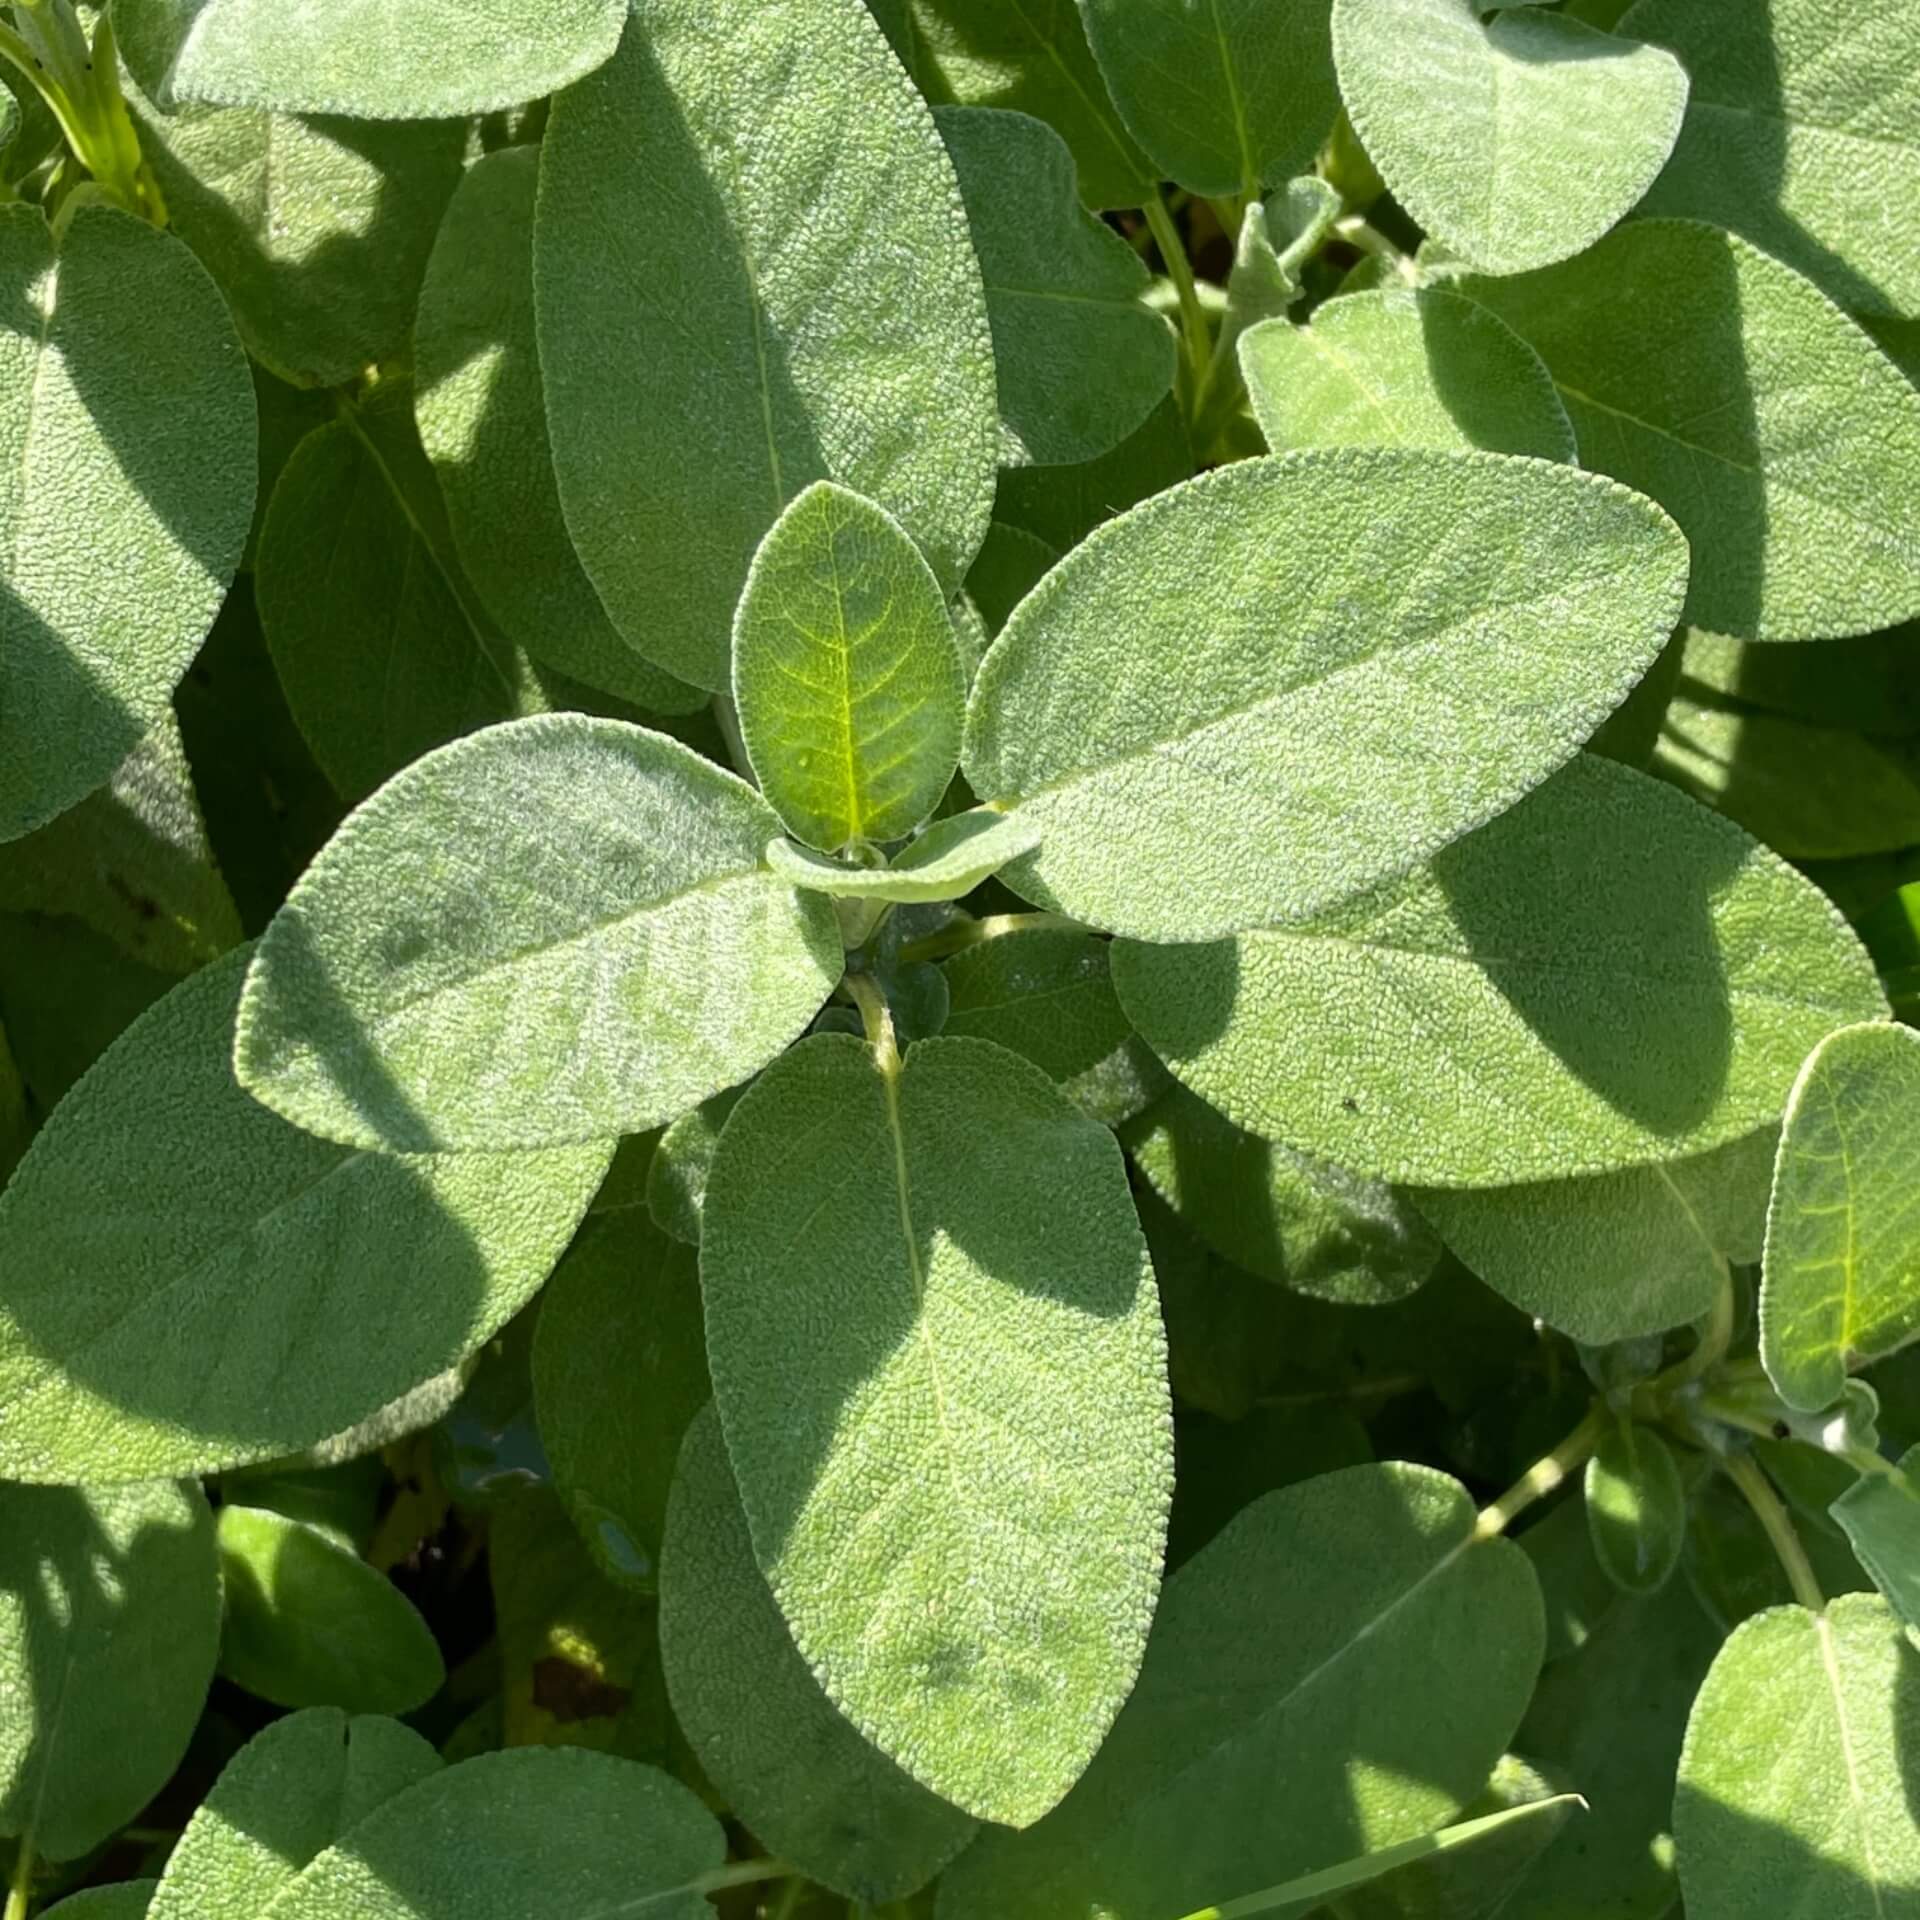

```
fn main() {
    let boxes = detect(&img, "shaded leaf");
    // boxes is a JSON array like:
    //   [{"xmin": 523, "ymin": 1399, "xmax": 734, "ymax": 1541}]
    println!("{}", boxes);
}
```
[
  {"xmin": 646, "ymin": 1089, "xmax": 745, "ymax": 1247},
  {"xmin": 1585, "ymin": 1421, "xmax": 1687, "ymax": 1595}
]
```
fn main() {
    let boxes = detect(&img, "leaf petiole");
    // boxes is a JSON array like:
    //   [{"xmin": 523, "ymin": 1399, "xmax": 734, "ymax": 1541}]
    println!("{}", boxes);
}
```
[
  {"xmin": 897, "ymin": 911, "xmax": 1088, "ymax": 965},
  {"xmin": 843, "ymin": 970, "xmax": 899, "ymax": 1073},
  {"xmin": 1723, "ymin": 1449, "xmax": 1825, "ymax": 1613},
  {"xmin": 4, "ymin": 1831, "xmax": 34, "ymax": 1920},
  {"xmin": 1473, "ymin": 1401, "xmax": 1610, "ymax": 1541},
  {"xmin": 1144, "ymin": 190, "xmax": 1211, "ymax": 406}
]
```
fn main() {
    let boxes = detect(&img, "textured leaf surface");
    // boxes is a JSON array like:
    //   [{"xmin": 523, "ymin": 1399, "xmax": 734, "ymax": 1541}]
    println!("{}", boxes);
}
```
[
  {"xmin": 734, "ymin": 482, "xmax": 965, "ymax": 850},
  {"xmin": 266, "ymin": 1749, "xmax": 724, "ymax": 1919},
  {"xmin": 537, "ymin": 0, "xmax": 999, "ymax": 690},
  {"xmin": 660, "ymin": 1409, "xmax": 977, "ymax": 1901},
  {"xmin": 935, "ymin": 1465, "xmax": 1543, "ymax": 1920},
  {"xmin": 1240, "ymin": 289, "xmax": 1575, "ymax": 461},
  {"xmin": 964, "ymin": 451, "xmax": 1687, "ymax": 942},
  {"xmin": 1078, "ymin": 0, "xmax": 1337, "ymax": 198},
  {"xmin": 1332, "ymin": 0, "xmax": 1686, "ymax": 272},
  {"xmin": 1833, "ymin": 1446, "xmax": 1920, "ymax": 1639},
  {"xmin": 116, "ymin": 0, "xmax": 626, "ymax": 117},
  {"xmin": 150, "ymin": 1709, "xmax": 439, "ymax": 1920},
  {"xmin": 702, "ymin": 1032, "xmax": 1171, "ymax": 1826},
  {"xmin": 1585, "ymin": 1422, "xmax": 1685, "ymax": 1596},
  {"xmin": 0, "ymin": 205, "xmax": 252, "ymax": 842},
  {"xmin": 1413, "ymin": 1131, "xmax": 1776, "ymax": 1343},
  {"xmin": 1463, "ymin": 221, "xmax": 1920, "ymax": 642},
  {"xmin": 937, "ymin": 107, "xmax": 1171, "ymax": 466},
  {"xmin": 1763, "ymin": 1022, "xmax": 1920, "ymax": 1411},
  {"xmin": 765, "ymin": 810, "xmax": 1040, "ymax": 905},
  {"xmin": 0, "ymin": 1482, "xmax": 218, "ymax": 1861},
  {"xmin": 1114, "ymin": 754, "xmax": 1888, "ymax": 1185},
  {"xmin": 1675, "ymin": 1594, "xmax": 1920, "ymax": 1920},
  {"xmin": 237, "ymin": 716, "xmax": 841, "ymax": 1151},
  {"xmin": 0, "ymin": 949, "xmax": 607, "ymax": 1482},
  {"xmin": 994, "ymin": 393, "xmax": 1193, "ymax": 554},
  {"xmin": 217, "ymin": 1506, "xmax": 443, "ymax": 1714},
  {"xmin": 1623, "ymin": 0, "xmax": 1920, "ymax": 318},
  {"xmin": 413, "ymin": 149, "xmax": 700, "ymax": 715},
  {"xmin": 647, "ymin": 1089, "xmax": 744, "ymax": 1247}
]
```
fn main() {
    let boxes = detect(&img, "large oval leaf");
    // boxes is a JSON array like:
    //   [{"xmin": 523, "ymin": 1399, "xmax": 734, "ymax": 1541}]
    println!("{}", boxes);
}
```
[
  {"xmin": 702, "ymin": 1032, "xmax": 1172, "ymax": 1827},
  {"xmin": 0, "ymin": 205, "xmax": 253, "ymax": 842},
  {"xmin": 1114, "ymin": 754, "xmax": 1887, "ymax": 1185},
  {"xmin": 536, "ymin": 0, "xmax": 999, "ymax": 690},
  {"xmin": 935, "ymin": 1464, "xmax": 1543, "ymax": 1920},
  {"xmin": 236, "ymin": 716, "xmax": 842, "ymax": 1151},
  {"xmin": 963, "ymin": 451, "xmax": 1688, "ymax": 942},
  {"xmin": 0, "ymin": 949, "xmax": 608, "ymax": 1482}
]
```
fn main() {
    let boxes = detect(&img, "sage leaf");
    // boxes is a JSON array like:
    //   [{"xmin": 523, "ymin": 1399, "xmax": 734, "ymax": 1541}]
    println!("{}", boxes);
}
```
[
  {"xmin": 935, "ymin": 1464, "xmax": 1543, "ymax": 1920},
  {"xmin": 236, "ymin": 715, "xmax": 842, "ymax": 1152},
  {"xmin": 1762, "ymin": 1022, "xmax": 1920, "ymax": 1411},
  {"xmin": 965, "ymin": 523, "xmax": 1058, "ymax": 641},
  {"xmin": 1584, "ymin": 1422, "xmax": 1686, "ymax": 1596},
  {"xmin": 413, "ymin": 148, "xmax": 701, "ymax": 717},
  {"xmin": 1675, "ymin": 1593, "xmax": 1920, "ymax": 1920},
  {"xmin": 1832, "ymin": 1447, "xmax": 1920, "ymax": 1639},
  {"xmin": 1622, "ymin": 0, "xmax": 1920, "ymax": 319},
  {"xmin": 1240, "ymin": 289, "xmax": 1576, "ymax": 461},
  {"xmin": 149, "ymin": 1710, "xmax": 439, "ymax": 1920},
  {"xmin": 115, "ymin": 0, "xmax": 626, "ymax": 119},
  {"xmin": 0, "ymin": 948, "xmax": 609, "ymax": 1483},
  {"xmin": 0, "ymin": 204, "xmax": 252, "ymax": 843},
  {"xmin": 1113, "ymin": 754, "xmax": 1888, "ymax": 1185},
  {"xmin": 1331, "ymin": 0, "xmax": 1687, "ymax": 273},
  {"xmin": 40, "ymin": 1887, "xmax": 155, "ymax": 1918},
  {"xmin": 1078, "ymin": 0, "xmax": 1338, "ymax": 199},
  {"xmin": 1462, "ymin": 221, "xmax": 1920, "ymax": 642},
  {"xmin": 264, "ymin": 1750, "xmax": 725, "ymax": 1920},
  {"xmin": 1680, "ymin": 627, "xmax": 1920, "ymax": 740},
  {"xmin": 536, "ymin": 0, "xmax": 1000, "ymax": 690},
  {"xmin": 0, "ymin": 1481, "xmax": 219, "ymax": 1862},
  {"xmin": 734, "ymin": 482, "xmax": 966, "ymax": 851},
  {"xmin": 966, "ymin": 452, "xmax": 1686, "ymax": 942},
  {"xmin": 647, "ymin": 1089, "xmax": 746, "ymax": 1248},
  {"xmin": 1124, "ymin": 1082, "xmax": 1440, "ymax": 1305},
  {"xmin": 216, "ymin": 1505, "xmax": 444, "ymax": 1714},
  {"xmin": 702, "ymin": 1032, "xmax": 1172, "ymax": 1827},
  {"xmin": 994, "ymin": 394, "xmax": 1193, "ymax": 555},
  {"xmin": 660, "ymin": 1409, "xmax": 978, "ymax": 1902},
  {"xmin": 1216, "ymin": 181, "xmax": 1342, "ymax": 358},
  {"xmin": 937, "ymin": 107, "xmax": 1174, "ymax": 467},
  {"xmin": 764, "ymin": 810, "xmax": 1040, "ymax": 906},
  {"xmin": 531, "ymin": 1211, "xmax": 710, "ymax": 1591}
]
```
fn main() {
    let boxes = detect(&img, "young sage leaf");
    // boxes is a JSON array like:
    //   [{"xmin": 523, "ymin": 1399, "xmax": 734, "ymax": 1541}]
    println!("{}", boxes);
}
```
[
  {"xmin": 1584, "ymin": 1421, "xmax": 1687, "ymax": 1596},
  {"xmin": 764, "ymin": 810, "xmax": 1041, "ymax": 906}
]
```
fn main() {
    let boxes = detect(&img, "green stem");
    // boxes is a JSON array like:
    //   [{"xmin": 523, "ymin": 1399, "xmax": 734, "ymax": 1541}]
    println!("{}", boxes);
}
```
[
  {"xmin": 843, "ymin": 972, "xmax": 899, "ymax": 1073},
  {"xmin": 1674, "ymin": 1262, "xmax": 1736, "ymax": 1387},
  {"xmin": 897, "ymin": 911, "xmax": 1087, "ymax": 965},
  {"xmin": 1723, "ymin": 1450, "xmax": 1825, "ymax": 1613},
  {"xmin": 1331, "ymin": 214, "xmax": 1417, "ymax": 284},
  {"xmin": 6, "ymin": 1833, "xmax": 34, "ymax": 1920},
  {"xmin": 695, "ymin": 1859, "xmax": 800, "ymax": 1897},
  {"xmin": 1473, "ymin": 1402, "xmax": 1609, "ymax": 1541},
  {"xmin": 1144, "ymin": 190, "xmax": 1211, "ymax": 402}
]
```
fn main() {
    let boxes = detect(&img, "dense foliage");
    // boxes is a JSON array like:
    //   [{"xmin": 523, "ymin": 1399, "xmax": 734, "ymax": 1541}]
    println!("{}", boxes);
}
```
[{"xmin": 0, "ymin": 0, "xmax": 1918, "ymax": 1915}]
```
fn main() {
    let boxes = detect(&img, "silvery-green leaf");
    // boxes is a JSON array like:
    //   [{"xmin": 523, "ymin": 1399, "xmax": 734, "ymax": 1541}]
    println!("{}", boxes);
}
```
[
  {"xmin": 127, "ymin": 93, "xmax": 465, "ymax": 390},
  {"xmin": 937, "ymin": 107, "xmax": 1173, "ymax": 467},
  {"xmin": 1240, "ymin": 289, "xmax": 1575, "ymax": 461},
  {"xmin": 149, "ymin": 1709, "xmax": 439, "ymax": 1920},
  {"xmin": 764, "ymin": 810, "xmax": 1041, "ymax": 905},
  {"xmin": 1413, "ymin": 1131, "xmax": 1778, "ymax": 1344},
  {"xmin": 0, "ymin": 1482, "xmax": 219, "ymax": 1862},
  {"xmin": 1831, "ymin": 1446, "xmax": 1920, "ymax": 1638},
  {"xmin": 1114, "ymin": 754, "xmax": 1888, "ymax": 1185},
  {"xmin": 1214, "ymin": 179, "xmax": 1343, "ymax": 363},
  {"xmin": 1462, "ymin": 222, "xmax": 1920, "ymax": 642},
  {"xmin": 702, "ymin": 1032, "xmax": 1172, "ymax": 1827},
  {"xmin": 536, "ymin": 1, "xmax": 999, "ymax": 691},
  {"xmin": 236, "ymin": 716, "xmax": 842, "ymax": 1152},
  {"xmin": 965, "ymin": 523, "xmax": 1057, "ymax": 640},
  {"xmin": 733, "ymin": 482, "xmax": 966, "ymax": 851},
  {"xmin": 115, "ymin": 0, "xmax": 626, "ymax": 117},
  {"xmin": 1124, "ymin": 1081, "xmax": 1440, "ymax": 1305},
  {"xmin": 1331, "ymin": 0, "xmax": 1687, "ymax": 273},
  {"xmin": 1675, "ymin": 1593, "xmax": 1920, "ymax": 1920},
  {"xmin": 1680, "ymin": 627, "xmax": 1920, "ymax": 739},
  {"xmin": 646, "ymin": 1089, "xmax": 745, "ymax": 1247},
  {"xmin": 994, "ymin": 394, "xmax": 1193, "ymax": 554},
  {"xmin": 1078, "ymin": 0, "xmax": 1338, "ymax": 199},
  {"xmin": 1584, "ymin": 1421, "xmax": 1686, "ymax": 1596},
  {"xmin": 935, "ymin": 1464, "xmax": 1543, "ymax": 1920},
  {"xmin": 1762, "ymin": 1022, "xmax": 1920, "ymax": 1411},
  {"xmin": 660, "ymin": 1409, "xmax": 978, "ymax": 1902},
  {"xmin": 0, "ymin": 204, "xmax": 252, "ymax": 843},
  {"xmin": 1622, "ymin": 0, "xmax": 1920, "ymax": 319},
  {"xmin": 414, "ymin": 148, "xmax": 701, "ymax": 716},
  {"xmin": 0, "ymin": 948, "xmax": 609, "ymax": 1483},
  {"xmin": 965, "ymin": 451, "xmax": 1687, "ymax": 943},
  {"xmin": 264, "ymin": 1750, "xmax": 726, "ymax": 1920}
]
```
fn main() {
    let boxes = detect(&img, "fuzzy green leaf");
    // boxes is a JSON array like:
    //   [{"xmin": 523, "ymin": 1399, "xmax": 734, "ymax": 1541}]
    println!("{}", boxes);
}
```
[
  {"xmin": 702, "ymin": 1032, "xmax": 1172, "ymax": 1827},
  {"xmin": 1114, "ymin": 754, "xmax": 1887, "ymax": 1186},
  {"xmin": 966, "ymin": 451, "xmax": 1686, "ymax": 942},
  {"xmin": 0, "ymin": 205, "xmax": 252, "ymax": 843},
  {"xmin": 764, "ymin": 810, "xmax": 1041, "ymax": 905},
  {"xmin": 1331, "ymin": 0, "xmax": 1687, "ymax": 273},
  {"xmin": 1584, "ymin": 1422, "xmax": 1686, "ymax": 1596},
  {"xmin": 236, "ymin": 716, "xmax": 841, "ymax": 1152},
  {"xmin": 0, "ymin": 1481, "xmax": 219, "ymax": 1861},
  {"xmin": 994, "ymin": 394, "xmax": 1194, "ymax": 554},
  {"xmin": 1832, "ymin": 1446, "xmax": 1920, "ymax": 1639},
  {"xmin": 935, "ymin": 1464, "xmax": 1543, "ymax": 1920},
  {"xmin": 1462, "ymin": 221, "xmax": 1920, "ymax": 642},
  {"xmin": 1762, "ymin": 1022, "xmax": 1920, "ymax": 1411},
  {"xmin": 646, "ymin": 1089, "xmax": 745, "ymax": 1248},
  {"xmin": 536, "ymin": 0, "xmax": 999, "ymax": 691}
]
